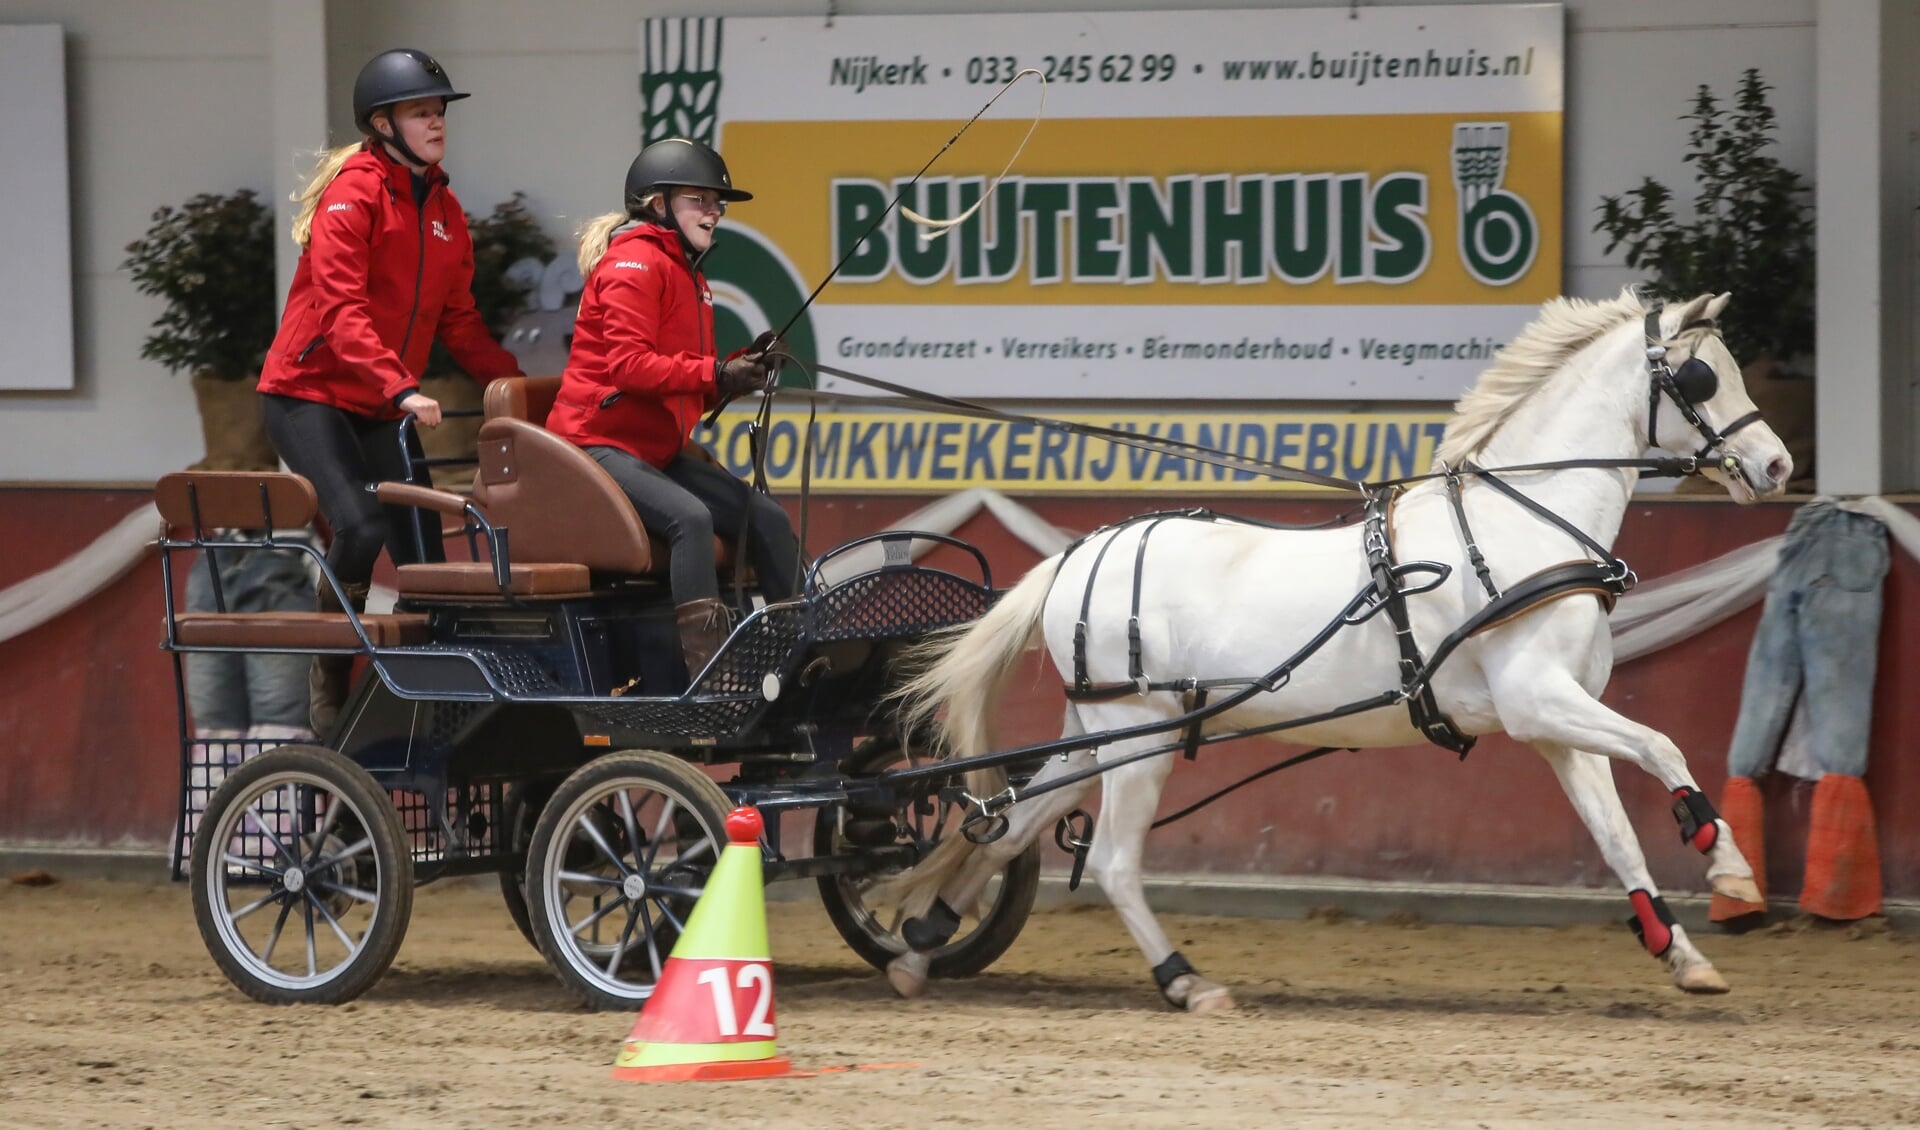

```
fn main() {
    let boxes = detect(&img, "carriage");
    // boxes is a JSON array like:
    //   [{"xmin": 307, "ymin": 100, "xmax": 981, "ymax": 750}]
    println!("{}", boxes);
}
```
[
  {"xmin": 162, "ymin": 292, "xmax": 1790, "ymax": 1012},
  {"xmin": 159, "ymin": 375, "xmax": 1041, "ymax": 1010}
]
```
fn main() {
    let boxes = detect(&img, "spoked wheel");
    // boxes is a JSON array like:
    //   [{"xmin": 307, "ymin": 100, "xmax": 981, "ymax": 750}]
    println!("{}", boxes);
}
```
[
  {"xmin": 524, "ymin": 751, "xmax": 732, "ymax": 1011},
  {"xmin": 189, "ymin": 744, "xmax": 412, "ymax": 1005},
  {"xmin": 497, "ymin": 782, "xmax": 555, "ymax": 951},
  {"xmin": 815, "ymin": 741, "xmax": 1040, "ymax": 978}
]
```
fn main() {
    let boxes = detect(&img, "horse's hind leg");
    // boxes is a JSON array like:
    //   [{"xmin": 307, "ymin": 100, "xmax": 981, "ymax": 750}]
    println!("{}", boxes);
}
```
[
  {"xmin": 1535, "ymin": 741, "xmax": 1729, "ymax": 994},
  {"xmin": 1499, "ymin": 671, "xmax": 1760, "ymax": 906},
  {"xmin": 1084, "ymin": 737, "xmax": 1233, "ymax": 1013},
  {"xmin": 885, "ymin": 740, "xmax": 1099, "ymax": 999}
]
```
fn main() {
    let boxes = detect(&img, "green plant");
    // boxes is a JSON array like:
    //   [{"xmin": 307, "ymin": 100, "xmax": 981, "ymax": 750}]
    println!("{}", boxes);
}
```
[
  {"xmin": 425, "ymin": 191, "xmax": 557, "ymax": 378},
  {"xmin": 1593, "ymin": 68, "xmax": 1814, "ymax": 364},
  {"xmin": 122, "ymin": 189, "xmax": 277, "ymax": 380}
]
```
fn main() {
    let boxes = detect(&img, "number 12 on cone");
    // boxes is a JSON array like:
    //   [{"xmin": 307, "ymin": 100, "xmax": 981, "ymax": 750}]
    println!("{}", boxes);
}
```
[{"xmin": 644, "ymin": 958, "xmax": 778, "ymax": 1043}]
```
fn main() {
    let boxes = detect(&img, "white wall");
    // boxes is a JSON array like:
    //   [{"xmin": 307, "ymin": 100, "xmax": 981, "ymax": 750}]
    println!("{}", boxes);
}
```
[
  {"xmin": 0, "ymin": 0, "xmax": 1825, "ymax": 482},
  {"xmin": 0, "ymin": 1, "xmax": 271, "ymax": 482}
]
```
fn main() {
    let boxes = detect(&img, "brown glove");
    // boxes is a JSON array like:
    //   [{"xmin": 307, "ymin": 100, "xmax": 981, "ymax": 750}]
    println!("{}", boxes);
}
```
[{"xmin": 715, "ymin": 354, "xmax": 772, "ymax": 399}]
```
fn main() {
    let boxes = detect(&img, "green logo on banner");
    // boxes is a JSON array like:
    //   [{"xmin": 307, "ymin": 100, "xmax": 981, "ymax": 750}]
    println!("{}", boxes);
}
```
[{"xmin": 1451, "ymin": 121, "xmax": 1537, "ymax": 286}]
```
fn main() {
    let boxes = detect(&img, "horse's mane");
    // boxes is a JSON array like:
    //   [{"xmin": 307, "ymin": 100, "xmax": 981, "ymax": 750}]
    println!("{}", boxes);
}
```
[{"xmin": 1436, "ymin": 287, "xmax": 1650, "ymax": 465}]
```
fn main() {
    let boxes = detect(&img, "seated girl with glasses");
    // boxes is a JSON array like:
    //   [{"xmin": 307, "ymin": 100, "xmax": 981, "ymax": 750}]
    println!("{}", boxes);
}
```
[{"xmin": 545, "ymin": 138, "xmax": 802, "ymax": 680}]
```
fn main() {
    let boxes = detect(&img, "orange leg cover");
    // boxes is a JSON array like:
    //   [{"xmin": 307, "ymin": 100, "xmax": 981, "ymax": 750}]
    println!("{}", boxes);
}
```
[
  {"xmin": 1801, "ymin": 774, "xmax": 1883, "ymax": 922},
  {"xmin": 1709, "ymin": 775, "xmax": 1768, "ymax": 923}
]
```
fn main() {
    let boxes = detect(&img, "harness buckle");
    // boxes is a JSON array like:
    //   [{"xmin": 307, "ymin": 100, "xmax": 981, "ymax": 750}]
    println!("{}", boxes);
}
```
[
  {"xmin": 1646, "ymin": 344, "xmax": 1668, "ymax": 361},
  {"xmin": 960, "ymin": 787, "xmax": 1017, "ymax": 844}
]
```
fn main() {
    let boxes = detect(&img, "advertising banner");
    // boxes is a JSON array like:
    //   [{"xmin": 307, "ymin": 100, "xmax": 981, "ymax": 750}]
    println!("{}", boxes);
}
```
[{"xmin": 642, "ymin": 5, "xmax": 1563, "ymax": 402}]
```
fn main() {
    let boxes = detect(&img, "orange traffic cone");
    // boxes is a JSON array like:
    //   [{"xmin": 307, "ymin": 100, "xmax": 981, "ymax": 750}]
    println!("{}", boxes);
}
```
[
  {"xmin": 612, "ymin": 805, "xmax": 796, "ymax": 1082},
  {"xmin": 1800, "ymin": 774, "xmax": 1883, "ymax": 922},
  {"xmin": 1709, "ymin": 775, "xmax": 1768, "ymax": 926}
]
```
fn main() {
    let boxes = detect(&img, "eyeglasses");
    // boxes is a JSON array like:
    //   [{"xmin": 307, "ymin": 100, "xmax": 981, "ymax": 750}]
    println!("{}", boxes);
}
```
[{"xmin": 673, "ymin": 193, "xmax": 726, "ymax": 216}]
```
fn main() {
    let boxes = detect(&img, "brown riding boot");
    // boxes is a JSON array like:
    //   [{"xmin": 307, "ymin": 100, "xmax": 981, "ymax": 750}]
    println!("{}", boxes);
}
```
[
  {"xmin": 675, "ymin": 597, "xmax": 732, "ymax": 681},
  {"xmin": 309, "ymin": 582, "xmax": 370, "ymax": 739}
]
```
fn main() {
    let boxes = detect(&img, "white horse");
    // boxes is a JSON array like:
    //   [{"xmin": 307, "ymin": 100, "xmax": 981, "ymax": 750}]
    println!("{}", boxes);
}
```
[{"xmin": 881, "ymin": 288, "xmax": 1791, "ymax": 1011}]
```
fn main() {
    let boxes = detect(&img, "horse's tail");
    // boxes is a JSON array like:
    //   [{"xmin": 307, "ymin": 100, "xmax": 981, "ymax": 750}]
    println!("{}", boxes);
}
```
[{"xmin": 883, "ymin": 553, "xmax": 1063, "ymax": 919}]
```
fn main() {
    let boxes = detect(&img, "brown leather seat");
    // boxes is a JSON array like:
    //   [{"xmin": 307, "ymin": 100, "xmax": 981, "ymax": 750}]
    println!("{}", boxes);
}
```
[
  {"xmin": 483, "ymin": 374, "xmax": 562, "ymax": 426},
  {"xmin": 474, "ymin": 376, "xmax": 749, "ymax": 580},
  {"xmin": 394, "ymin": 561, "xmax": 591, "ymax": 600},
  {"xmin": 156, "ymin": 471, "xmax": 432, "ymax": 650},
  {"xmin": 472, "ymin": 417, "xmax": 657, "ymax": 573},
  {"xmin": 155, "ymin": 470, "xmax": 318, "ymax": 533},
  {"xmin": 174, "ymin": 611, "xmax": 430, "ymax": 649}
]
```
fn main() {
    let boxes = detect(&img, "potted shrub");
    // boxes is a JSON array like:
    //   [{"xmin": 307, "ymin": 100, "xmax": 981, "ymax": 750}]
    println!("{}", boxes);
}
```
[
  {"xmin": 1594, "ymin": 68, "xmax": 1816, "ymax": 491},
  {"xmin": 417, "ymin": 191, "xmax": 556, "ymax": 488},
  {"xmin": 123, "ymin": 189, "xmax": 279, "ymax": 470}
]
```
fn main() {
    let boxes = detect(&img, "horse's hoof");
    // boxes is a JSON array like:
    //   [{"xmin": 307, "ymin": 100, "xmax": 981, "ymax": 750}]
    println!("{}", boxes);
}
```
[
  {"xmin": 1710, "ymin": 873, "xmax": 1764, "ymax": 906},
  {"xmin": 1673, "ymin": 963, "xmax": 1730, "ymax": 994},
  {"xmin": 886, "ymin": 951, "xmax": 930, "ymax": 999},
  {"xmin": 1167, "ymin": 973, "xmax": 1236, "ymax": 1013}
]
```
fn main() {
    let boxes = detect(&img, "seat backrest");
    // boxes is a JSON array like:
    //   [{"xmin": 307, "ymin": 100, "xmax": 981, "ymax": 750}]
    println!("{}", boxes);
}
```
[
  {"xmin": 154, "ymin": 471, "xmax": 318, "ymax": 535},
  {"xmin": 483, "ymin": 375, "xmax": 562, "ymax": 425},
  {"xmin": 472, "ymin": 417, "xmax": 653, "ymax": 573}
]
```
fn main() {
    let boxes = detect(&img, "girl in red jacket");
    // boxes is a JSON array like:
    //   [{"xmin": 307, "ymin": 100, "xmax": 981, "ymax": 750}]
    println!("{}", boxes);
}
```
[
  {"xmin": 257, "ymin": 48, "xmax": 524, "ymax": 731},
  {"xmin": 547, "ymin": 138, "xmax": 799, "ymax": 677}
]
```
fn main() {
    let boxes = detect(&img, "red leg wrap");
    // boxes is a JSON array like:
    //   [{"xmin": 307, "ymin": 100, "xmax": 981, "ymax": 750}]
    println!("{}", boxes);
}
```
[
  {"xmin": 1671, "ymin": 787, "xmax": 1720, "ymax": 853},
  {"xmin": 1628, "ymin": 889, "xmax": 1675, "ymax": 958}
]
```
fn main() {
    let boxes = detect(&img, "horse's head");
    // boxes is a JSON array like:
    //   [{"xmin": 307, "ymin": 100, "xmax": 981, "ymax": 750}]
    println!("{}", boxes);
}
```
[{"xmin": 1645, "ymin": 292, "xmax": 1793, "ymax": 503}]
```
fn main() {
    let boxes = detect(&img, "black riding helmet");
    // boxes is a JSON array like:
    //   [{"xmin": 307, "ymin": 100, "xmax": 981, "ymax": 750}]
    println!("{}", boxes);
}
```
[
  {"xmin": 623, "ymin": 138, "xmax": 754, "ymax": 214},
  {"xmin": 625, "ymin": 138, "xmax": 752, "ymax": 265},
  {"xmin": 352, "ymin": 49, "xmax": 468, "ymax": 167}
]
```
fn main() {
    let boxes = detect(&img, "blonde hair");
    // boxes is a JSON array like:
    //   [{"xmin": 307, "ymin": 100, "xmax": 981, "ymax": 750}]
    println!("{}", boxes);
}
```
[
  {"xmin": 575, "ymin": 192, "xmax": 662, "ymax": 275},
  {"xmin": 290, "ymin": 143, "xmax": 364, "ymax": 247}
]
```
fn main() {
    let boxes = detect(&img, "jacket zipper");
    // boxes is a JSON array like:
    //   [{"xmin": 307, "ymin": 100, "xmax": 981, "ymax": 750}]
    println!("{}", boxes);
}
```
[
  {"xmin": 296, "ymin": 334, "xmax": 324, "ymax": 362},
  {"xmin": 686, "ymin": 264, "xmax": 711, "ymax": 437},
  {"xmin": 396, "ymin": 187, "xmax": 427, "ymax": 359}
]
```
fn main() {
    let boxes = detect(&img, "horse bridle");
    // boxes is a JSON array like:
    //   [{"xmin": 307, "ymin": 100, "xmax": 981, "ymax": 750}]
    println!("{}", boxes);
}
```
[{"xmin": 1643, "ymin": 306, "xmax": 1764, "ymax": 479}]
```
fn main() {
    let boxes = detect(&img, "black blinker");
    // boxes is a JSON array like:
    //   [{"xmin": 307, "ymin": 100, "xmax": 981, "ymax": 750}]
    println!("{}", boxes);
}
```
[{"xmin": 1670, "ymin": 357, "xmax": 1718, "ymax": 405}]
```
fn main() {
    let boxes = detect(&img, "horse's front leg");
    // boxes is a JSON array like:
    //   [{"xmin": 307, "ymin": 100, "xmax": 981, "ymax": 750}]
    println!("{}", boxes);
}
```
[
  {"xmin": 1535, "ymin": 741, "xmax": 1729, "ymax": 994},
  {"xmin": 1498, "ymin": 671, "xmax": 1761, "ymax": 907},
  {"xmin": 1083, "ymin": 737, "xmax": 1233, "ymax": 1013}
]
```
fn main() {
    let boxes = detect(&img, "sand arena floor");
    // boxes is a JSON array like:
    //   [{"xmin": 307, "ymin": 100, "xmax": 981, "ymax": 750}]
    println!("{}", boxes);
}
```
[{"xmin": 2, "ymin": 875, "xmax": 1917, "ymax": 1129}]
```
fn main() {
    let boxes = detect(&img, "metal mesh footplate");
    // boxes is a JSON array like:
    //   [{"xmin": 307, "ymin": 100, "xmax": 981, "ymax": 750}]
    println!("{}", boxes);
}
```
[
  {"xmin": 575, "ymin": 602, "xmax": 809, "ymax": 737},
  {"xmin": 473, "ymin": 649, "xmax": 568, "ymax": 696},
  {"xmin": 812, "ymin": 569, "xmax": 991, "ymax": 642}
]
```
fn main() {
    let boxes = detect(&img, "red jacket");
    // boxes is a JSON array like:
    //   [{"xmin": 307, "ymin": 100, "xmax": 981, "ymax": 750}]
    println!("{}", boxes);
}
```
[
  {"xmin": 547, "ymin": 223, "xmax": 719, "ymax": 467},
  {"xmin": 257, "ymin": 144, "xmax": 521, "ymax": 418}
]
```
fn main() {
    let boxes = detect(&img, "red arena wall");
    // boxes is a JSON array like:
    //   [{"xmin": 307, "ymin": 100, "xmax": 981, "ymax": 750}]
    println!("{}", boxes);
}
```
[{"xmin": 2, "ymin": 487, "xmax": 1914, "ymax": 902}]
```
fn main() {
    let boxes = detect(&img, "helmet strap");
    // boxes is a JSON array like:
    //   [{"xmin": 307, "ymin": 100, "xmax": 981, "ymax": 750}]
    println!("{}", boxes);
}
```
[
  {"xmin": 371, "ymin": 111, "xmax": 429, "ymax": 171},
  {"xmin": 646, "ymin": 190, "xmax": 708, "ymax": 266}
]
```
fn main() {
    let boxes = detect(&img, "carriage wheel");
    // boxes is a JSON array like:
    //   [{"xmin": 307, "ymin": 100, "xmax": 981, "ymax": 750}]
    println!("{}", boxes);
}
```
[
  {"xmin": 189, "ymin": 744, "xmax": 412, "ymax": 1005},
  {"xmin": 496, "ymin": 782, "xmax": 554, "ymax": 951},
  {"xmin": 814, "ymin": 741, "xmax": 1040, "ymax": 978},
  {"xmin": 523, "ymin": 751, "xmax": 732, "ymax": 1011}
]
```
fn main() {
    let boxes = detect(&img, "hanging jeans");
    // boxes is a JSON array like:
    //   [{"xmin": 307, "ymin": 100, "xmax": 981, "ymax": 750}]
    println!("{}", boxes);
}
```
[
  {"xmin": 1726, "ymin": 499, "xmax": 1890, "ymax": 779},
  {"xmin": 183, "ymin": 541, "xmax": 316, "ymax": 735}
]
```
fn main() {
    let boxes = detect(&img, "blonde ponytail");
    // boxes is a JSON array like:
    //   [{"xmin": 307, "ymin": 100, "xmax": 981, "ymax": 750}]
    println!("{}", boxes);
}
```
[
  {"xmin": 576, "ymin": 209, "xmax": 633, "ymax": 276},
  {"xmin": 290, "ymin": 143, "xmax": 364, "ymax": 247}
]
